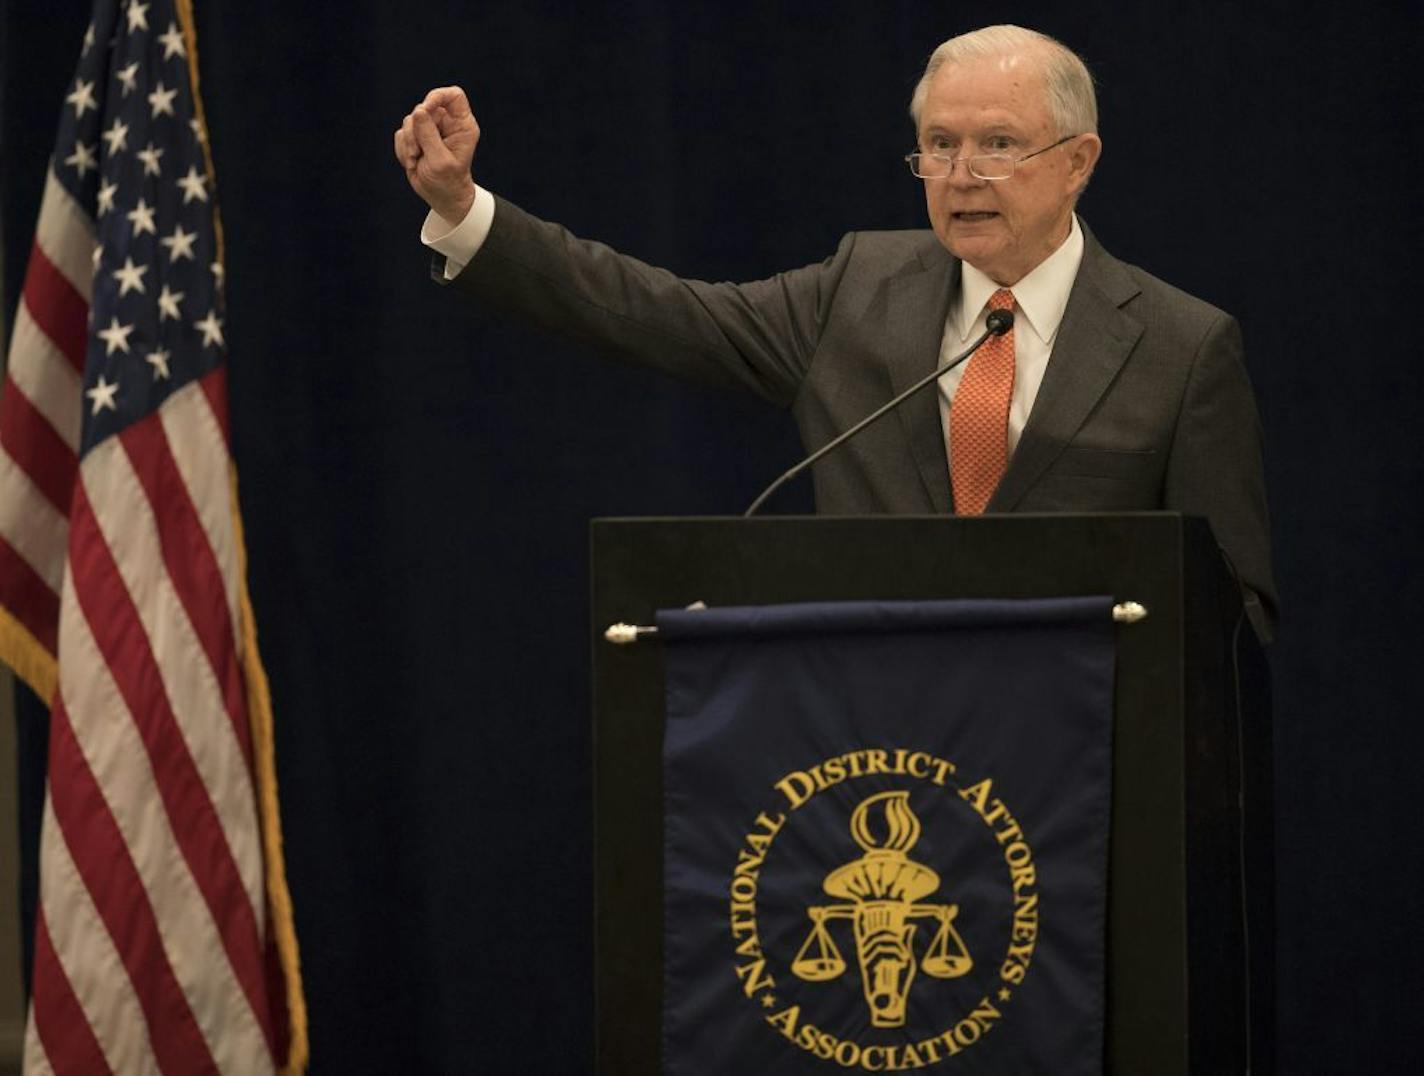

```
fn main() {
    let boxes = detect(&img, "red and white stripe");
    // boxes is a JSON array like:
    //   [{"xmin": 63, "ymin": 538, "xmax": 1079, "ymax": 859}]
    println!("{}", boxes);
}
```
[
  {"xmin": 4, "ymin": 165, "xmax": 281, "ymax": 1073},
  {"xmin": 0, "ymin": 169, "xmax": 89, "ymax": 661}
]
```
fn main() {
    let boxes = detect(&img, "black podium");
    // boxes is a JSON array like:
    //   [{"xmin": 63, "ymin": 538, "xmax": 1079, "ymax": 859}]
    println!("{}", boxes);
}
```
[{"xmin": 591, "ymin": 514, "xmax": 1272, "ymax": 1075}]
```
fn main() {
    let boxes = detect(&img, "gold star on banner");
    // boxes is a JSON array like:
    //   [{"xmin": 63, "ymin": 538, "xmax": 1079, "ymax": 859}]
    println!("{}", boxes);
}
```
[
  {"xmin": 998, "ymin": 988, "xmax": 1012, "ymax": 1002},
  {"xmin": 760, "ymin": 994, "xmax": 776, "ymax": 1008}
]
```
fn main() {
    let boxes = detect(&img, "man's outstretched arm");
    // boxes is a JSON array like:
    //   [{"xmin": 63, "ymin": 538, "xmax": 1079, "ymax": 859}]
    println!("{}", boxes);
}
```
[{"xmin": 391, "ymin": 84, "xmax": 854, "ymax": 407}]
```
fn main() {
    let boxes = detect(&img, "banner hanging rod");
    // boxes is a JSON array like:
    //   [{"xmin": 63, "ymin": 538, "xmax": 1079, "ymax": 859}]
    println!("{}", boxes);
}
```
[{"xmin": 603, "ymin": 601, "xmax": 1148, "ymax": 645}]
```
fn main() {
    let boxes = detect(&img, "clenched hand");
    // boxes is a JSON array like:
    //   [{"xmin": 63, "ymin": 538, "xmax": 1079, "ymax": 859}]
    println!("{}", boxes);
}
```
[{"xmin": 394, "ymin": 86, "xmax": 480, "ymax": 226}]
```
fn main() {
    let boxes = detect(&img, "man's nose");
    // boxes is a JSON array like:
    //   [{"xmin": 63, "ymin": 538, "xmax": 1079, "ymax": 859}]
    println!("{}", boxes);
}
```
[{"xmin": 945, "ymin": 158, "xmax": 986, "ymax": 189}]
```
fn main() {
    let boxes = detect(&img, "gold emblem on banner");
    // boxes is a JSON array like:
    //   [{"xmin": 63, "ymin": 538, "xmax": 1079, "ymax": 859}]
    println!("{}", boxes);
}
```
[
  {"xmin": 791, "ymin": 791, "xmax": 972, "ymax": 1027},
  {"xmin": 724, "ymin": 746, "xmax": 1041, "ymax": 1071}
]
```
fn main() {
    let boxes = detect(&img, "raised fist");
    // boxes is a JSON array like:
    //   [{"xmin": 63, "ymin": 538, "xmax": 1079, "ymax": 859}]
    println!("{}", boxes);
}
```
[{"xmin": 394, "ymin": 86, "xmax": 480, "ymax": 226}]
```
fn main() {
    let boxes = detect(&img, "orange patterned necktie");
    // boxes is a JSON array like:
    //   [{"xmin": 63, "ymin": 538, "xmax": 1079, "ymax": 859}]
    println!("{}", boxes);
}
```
[{"xmin": 950, "ymin": 288, "xmax": 1016, "ymax": 515}]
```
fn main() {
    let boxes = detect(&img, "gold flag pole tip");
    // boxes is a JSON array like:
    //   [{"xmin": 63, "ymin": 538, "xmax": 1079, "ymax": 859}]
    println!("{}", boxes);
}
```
[
  {"xmin": 605, "ymin": 623, "xmax": 659, "ymax": 644},
  {"xmin": 605, "ymin": 602, "xmax": 1147, "ymax": 643},
  {"xmin": 1111, "ymin": 601, "xmax": 1148, "ymax": 623}
]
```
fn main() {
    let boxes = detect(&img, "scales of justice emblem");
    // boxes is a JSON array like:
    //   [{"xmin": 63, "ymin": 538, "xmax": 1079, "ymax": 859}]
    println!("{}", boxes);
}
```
[{"xmin": 791, "ymin": 790, "xmax": 973, "ymax": 1027}]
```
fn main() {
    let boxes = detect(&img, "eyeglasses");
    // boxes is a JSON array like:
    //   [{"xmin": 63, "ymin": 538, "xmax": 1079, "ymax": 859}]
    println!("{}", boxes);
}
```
[{"xmin": 904, "ymin": 134, "xmax": 1079, "ymax": 181}]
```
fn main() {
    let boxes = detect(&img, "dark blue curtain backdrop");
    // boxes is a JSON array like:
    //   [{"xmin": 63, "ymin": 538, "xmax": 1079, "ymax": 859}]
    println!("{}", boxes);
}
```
[{"xmin": 3, "ymin": 2, "xmax": 1421, "ymax": 1072}]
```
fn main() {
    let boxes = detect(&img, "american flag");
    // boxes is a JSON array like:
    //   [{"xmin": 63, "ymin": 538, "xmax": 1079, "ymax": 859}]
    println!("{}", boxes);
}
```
[{"xmin": 0, "ymin": 1, "xmax": 305, "ymax": 1071}]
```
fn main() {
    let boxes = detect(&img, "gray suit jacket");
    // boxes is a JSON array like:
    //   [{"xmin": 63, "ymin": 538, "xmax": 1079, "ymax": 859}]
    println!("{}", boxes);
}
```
[{"xmin": 445, "ymin": 197, "xmax": 1277, "ymax": 637}]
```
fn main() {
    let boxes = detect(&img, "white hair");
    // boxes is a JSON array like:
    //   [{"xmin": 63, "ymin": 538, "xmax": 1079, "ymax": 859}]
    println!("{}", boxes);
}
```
[{"xmin": 909, "ymin": 25, "xmax": 1098, "ymax": 138}]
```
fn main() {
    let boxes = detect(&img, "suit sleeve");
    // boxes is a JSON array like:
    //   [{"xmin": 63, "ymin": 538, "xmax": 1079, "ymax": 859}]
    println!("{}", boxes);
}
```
[
  {"xmin": 441, "ymin": 195, "xmax": 854, "ymax": 408},
  {"xmin": 1163, "ymin": 313, "xmax": 1279, "ymax": 640}
]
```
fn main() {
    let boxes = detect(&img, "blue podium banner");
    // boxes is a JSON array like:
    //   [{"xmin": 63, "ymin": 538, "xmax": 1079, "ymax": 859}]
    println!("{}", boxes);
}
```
[{"xmin": 659, "ymin": 598, "xmax": 1116, "ymax": 1075}]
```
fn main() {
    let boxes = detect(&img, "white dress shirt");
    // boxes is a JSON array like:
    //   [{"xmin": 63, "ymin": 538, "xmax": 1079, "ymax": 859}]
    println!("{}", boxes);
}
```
[
  {"xmin": 422, "ymin": 187, "xmax": 496, "ymax": 276},
  {"xmin": 422, "ymin": 194, "xmax": 1085, "ymax": 470}
]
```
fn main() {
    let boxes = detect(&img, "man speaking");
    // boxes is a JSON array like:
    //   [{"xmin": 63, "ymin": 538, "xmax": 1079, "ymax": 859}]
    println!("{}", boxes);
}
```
[{"xmin": 393, "ymin": 24, "xmax": 1276, "ymax": 639}]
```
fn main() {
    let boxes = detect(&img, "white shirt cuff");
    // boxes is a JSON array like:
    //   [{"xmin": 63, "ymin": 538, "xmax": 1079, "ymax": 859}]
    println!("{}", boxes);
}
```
[{"xmin": 421, "ymin": 185, "xmax": 496, "ymax": 279}]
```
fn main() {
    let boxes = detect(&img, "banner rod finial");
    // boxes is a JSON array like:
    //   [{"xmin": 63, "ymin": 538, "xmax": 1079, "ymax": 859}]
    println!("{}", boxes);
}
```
[
  {"xmin": 1112, "ymin": 601, "xmax": 1148, "ymax": 623},
  {"xmin": 605, "ymin": 622, "xmax": 657, "ymax": 644}
]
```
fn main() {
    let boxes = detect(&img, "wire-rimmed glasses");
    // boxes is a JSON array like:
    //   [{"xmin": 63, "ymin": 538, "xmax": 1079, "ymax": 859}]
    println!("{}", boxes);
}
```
[{"xmin": 905, "ymin": 134, "xmax": 1079, "ymax": 180}]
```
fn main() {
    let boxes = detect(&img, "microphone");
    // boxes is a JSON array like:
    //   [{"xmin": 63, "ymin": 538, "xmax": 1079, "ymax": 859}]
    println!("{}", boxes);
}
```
[{"xmin": 743, "ymin": 310, "xmax": 1014, "ymax": 516}]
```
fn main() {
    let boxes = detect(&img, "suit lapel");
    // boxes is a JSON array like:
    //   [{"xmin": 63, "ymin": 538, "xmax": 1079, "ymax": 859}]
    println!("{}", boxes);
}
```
[
  {"xmin": 987, "ymin": 230, "xmax": 1144, "ymax": 512},
  {"xmin": 883, "ymin": 248, "xmax": 959, "ymax": 513}
]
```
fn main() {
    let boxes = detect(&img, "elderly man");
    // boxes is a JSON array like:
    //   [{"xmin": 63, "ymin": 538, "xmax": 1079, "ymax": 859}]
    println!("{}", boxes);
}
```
[{"xmin": 394, "ymin": 25, "xmax": 1276, "ymax": 638}]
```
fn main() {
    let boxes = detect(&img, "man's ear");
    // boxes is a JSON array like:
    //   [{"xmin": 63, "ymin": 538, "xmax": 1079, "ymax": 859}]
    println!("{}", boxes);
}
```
[{"xmin": 1067, "ymin": 134, "xmax": 1103, "ymax": 195}]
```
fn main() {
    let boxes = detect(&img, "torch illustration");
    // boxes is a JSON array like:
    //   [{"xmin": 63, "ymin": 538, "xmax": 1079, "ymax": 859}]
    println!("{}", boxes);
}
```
[{"xmin": 791, "ymin": 790, "xmax": 971, "ymax": 1027}]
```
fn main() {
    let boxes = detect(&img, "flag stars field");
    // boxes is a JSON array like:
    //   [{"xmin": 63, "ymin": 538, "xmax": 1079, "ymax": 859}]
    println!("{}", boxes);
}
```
[{"xmin": 40, "ymin": 0, "xmax": 232, "ymax": 446}]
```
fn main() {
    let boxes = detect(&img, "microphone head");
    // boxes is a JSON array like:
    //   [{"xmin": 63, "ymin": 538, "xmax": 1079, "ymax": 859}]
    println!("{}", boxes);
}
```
[{"xmin": 986, "ymin": 309, "xmax": 1015, "ymax": 335}]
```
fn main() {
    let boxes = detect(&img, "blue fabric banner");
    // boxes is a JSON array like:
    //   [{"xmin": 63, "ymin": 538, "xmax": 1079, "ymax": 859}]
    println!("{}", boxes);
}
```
[{"xmin": 660, "ymin": 598, "xmax": 1116, "ymax": 1075}]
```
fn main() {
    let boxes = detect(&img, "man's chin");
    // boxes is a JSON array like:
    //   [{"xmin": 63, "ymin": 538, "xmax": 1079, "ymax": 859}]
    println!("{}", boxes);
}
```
[{"xmin": 939, "ymin": 232, "xmax": 1007, "ymax": 274}]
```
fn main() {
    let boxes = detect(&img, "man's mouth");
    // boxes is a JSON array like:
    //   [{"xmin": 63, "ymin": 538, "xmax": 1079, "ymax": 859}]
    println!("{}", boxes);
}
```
[{"xmin": 952, "ymin": 211, "xmax": 1000, "ymax": 222}]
